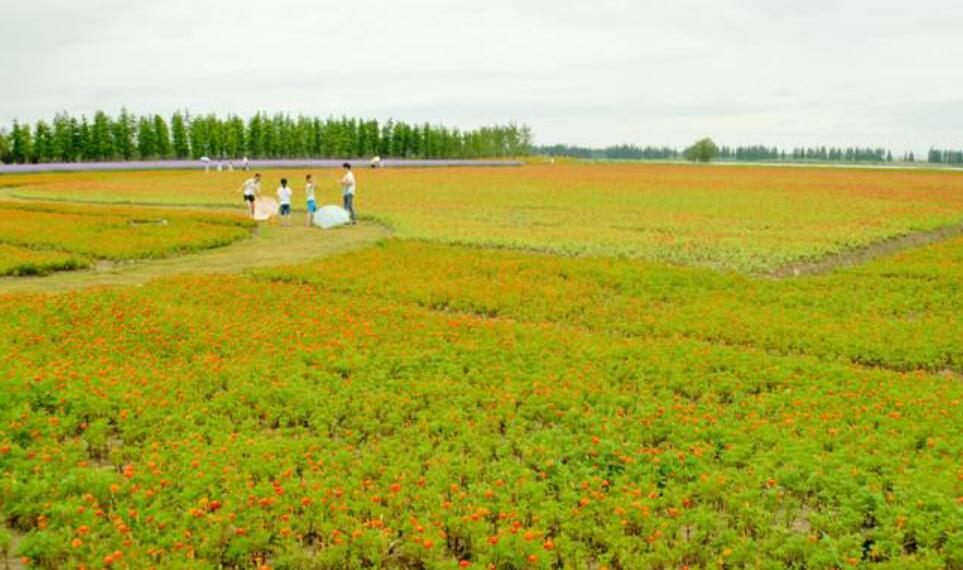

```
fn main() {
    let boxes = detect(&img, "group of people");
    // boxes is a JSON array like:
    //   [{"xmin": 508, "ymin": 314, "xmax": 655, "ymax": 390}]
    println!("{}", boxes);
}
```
[
  {"xmin": 204, "ymin": 156, "xmax": 251, "ymax": 173},
  {"xmin": 239, "ymin": 163, "xmax": 357, "ymax": 227}
]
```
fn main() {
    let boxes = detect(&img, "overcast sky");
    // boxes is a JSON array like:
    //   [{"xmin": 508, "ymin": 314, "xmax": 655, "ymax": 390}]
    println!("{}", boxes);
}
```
[{"xmin": 1, "ymin": 0, "xmax": 961, "ymax": 153}]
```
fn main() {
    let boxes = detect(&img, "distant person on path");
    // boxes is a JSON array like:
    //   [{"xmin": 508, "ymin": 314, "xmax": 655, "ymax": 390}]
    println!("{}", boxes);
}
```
[
  {"xmin": 277, "ymin": 178, "xmax": 293, "ymax": 227},
  {"xmin": 240, "ymin": 173, "xmax": 261, "ymax": 217},
  {"xmin": 242, "ymin": 156, "xmax": 250, "ymax": 171},
  {"xmin": 305, "ymin": 174, "xmax": 317, "ymax": 227},
  {"xmin": 341, "ymin": 163, "xmax": 357, "ymax": 225}
]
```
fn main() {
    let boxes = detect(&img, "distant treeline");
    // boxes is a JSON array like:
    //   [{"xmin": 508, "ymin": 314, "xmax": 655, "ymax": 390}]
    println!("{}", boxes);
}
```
[
  {"xmin": 534, "ymin": 144, "xmax": 679, "ymax": 160},
  {"xmin": 928, "ymin": 149, "xmax": 963, "ymax": 165},
  {"xmin": 0, "ymin": 110, "xmax": 533, "ymax": 164},
  {"xmin": 537, "ymin": 143, "xmax": 962, "ymax": 165},
  {"xmin": 719, "ymin": 146, "xmax": 896, "ymax": 163}
]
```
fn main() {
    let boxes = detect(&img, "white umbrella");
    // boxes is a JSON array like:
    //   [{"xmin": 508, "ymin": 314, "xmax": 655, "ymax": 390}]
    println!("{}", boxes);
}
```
[
  {"xmin": 313, "ymin": 205, "xmax": 351, "ymax": 229},
  {"xmin": 253, "ymin": 197, "xmax": 278, "ymax": 221}
]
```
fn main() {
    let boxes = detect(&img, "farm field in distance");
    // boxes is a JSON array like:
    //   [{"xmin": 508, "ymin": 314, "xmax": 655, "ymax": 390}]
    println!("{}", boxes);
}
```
[
  {"xmin": 6, "ymin": 164, "xmax": 963, "ymax": 272},
  {"xmin": 0, "ymin": 163, "xmax": 961, "ymax": 569}
]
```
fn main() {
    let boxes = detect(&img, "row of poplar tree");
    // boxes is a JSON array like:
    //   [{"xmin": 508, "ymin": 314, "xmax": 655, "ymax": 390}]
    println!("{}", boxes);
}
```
[
  {"xmin": 928, "ymin": 149, "xmax": 963, "ymax": 165},
  {"xmin": 537, "ymin": 142, "xmax": 962, "ymax": 165},
  {"xmin": 0, "ymin": 110, "xmax": 534, "ymax": 164},
  {"xmin": 534, "ymin": 144, "xmax": 679, "ymax": 160},
  {"xmin": 719, "ymin": 146, "xmax": 895, "ymax": 162},
  {"xmin": 536, "ymin": 143, "xmax": 900, "ymax": 163}
]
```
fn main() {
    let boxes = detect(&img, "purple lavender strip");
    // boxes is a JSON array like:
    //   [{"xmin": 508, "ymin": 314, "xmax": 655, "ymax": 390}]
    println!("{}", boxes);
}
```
[{"xmin": 0, "ymin": 159, "xmax": 523, "ymax": 174}]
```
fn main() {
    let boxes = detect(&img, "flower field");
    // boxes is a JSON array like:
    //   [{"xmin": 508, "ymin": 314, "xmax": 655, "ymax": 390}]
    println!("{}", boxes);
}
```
[
  {"xmin": 0, "ymin": 243, "xmax": 86, "ymax": 277},
  {"xmin": 258, "ymin": 236, "xmax": 963, "ymax": 372},
  {"xmin": 0, "ymin": 202, "xmax": 253, "ymax": 274},
  {"xmin": 1, "ymin": 164, "xmax": 962, "ymax": 569},
  {"xmin": 6, "ymin": 165, "xmax": 963, "ymax": 272}
]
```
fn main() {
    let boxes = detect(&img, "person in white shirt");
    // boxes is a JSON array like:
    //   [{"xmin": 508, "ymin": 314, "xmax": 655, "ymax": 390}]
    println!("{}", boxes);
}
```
[
  {"xmin": 277, "ymin": 178, "xmax": 293, "ymax": 227},
  {"xmin": 239, "ymin": 173, "xmax": 261, "ymax": 217},
  {"xmin": 341, "ymin": 163, "xmax": 357, "ymax": 225},
  {"xmin": 305, "ymin": 174, "xmax": 317, "ymax": 227}
]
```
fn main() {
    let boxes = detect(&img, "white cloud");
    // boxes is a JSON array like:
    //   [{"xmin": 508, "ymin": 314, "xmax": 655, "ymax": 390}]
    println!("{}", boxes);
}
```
[{"xmin": 0, "ymin": 0, "xmax": 961, "ymax": 153}]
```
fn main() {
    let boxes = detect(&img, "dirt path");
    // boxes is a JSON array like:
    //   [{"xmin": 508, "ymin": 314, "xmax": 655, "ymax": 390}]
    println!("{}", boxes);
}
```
[
  {"xmin": 1, "ymin": 525, "xmax": 25, "ymax": 570},
  {"xmin": 0, "ymin": 194, "xmax": 390, "ymax": 295},
  {"xmin": 769, "ymin": 220, "xmax": 963, "ymax": 278}
]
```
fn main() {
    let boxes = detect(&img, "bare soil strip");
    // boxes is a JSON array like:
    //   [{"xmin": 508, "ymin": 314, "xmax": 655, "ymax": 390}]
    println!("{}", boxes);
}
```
[{"xmin": 769, "ymin": 220, "xmax": 963, "ymax": 278}]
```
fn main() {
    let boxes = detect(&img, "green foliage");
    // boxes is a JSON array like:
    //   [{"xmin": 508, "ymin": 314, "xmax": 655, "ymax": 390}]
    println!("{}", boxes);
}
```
[
  {"xmin": 0, "ymin": 201, "xmax": 253, "ymax": 271},
  {"xmin": 11, "ymin": 121, "xmax": 33, "ymax": 164},
  {"xmin": 0, "ymin": 128, "xmax": 10, "ymax": 164},
  {"xmin": 152, "ymin": 115, "xmax": 172, "ymax": 159},
  {"xmin": 0, "ymin": 238, "xmax": 960, "ymax": 568},
  {"xmin": 32, "ymin": 121, "xmax": 53, "ymax": 164},
  {"xmin": 171, "ymin": 111, "xmax": 190, "ymax": 159},
  {"xmin": 135, "ymin": 117, "xmax": 156, "ymax": 160},
  {"xmin": 532, "ymin": 143, "xmax": 654, "ymax": 160},
  {"xmin": 684, "ymin": 137, "xmax": 719, "ymax": 163},
  {"xmin": 260, "ymin": 238, "xmax": 963, "ymax": 372},
  {"xmin": 929, "ymin": 148, "xmax": 963, "ymax": 165},
  {"xmin": 111, "ymin": 108, "xmax": 136, "ymax": 160},
  {"xmin": 2, "ymin": 166, "xmax": 961, "ymax": 567},
  {"xmin": 90, "ymin": 111, "xmax": 114, "ymax": 161},
  {"xmin": 3, "ymin": 111, "xmax": 534, "ymax": 164}
]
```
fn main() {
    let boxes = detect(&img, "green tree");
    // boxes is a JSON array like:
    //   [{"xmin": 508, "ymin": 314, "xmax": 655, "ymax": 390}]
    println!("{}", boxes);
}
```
[
  {"xmin": 153, "ymin": 115, "xmax": 172, "ymax": 159},
  {"xmin": 246, "ymin": 114, "xmax": 263, "ymax": 158},
  {"xmin": 684, "ymin": 137, "xmax": 719, "ymax": 163},
  {"xmin": 91, "ymin": 111, "xmax": 114, "ymax": 160},
  {"xmin": 112, "ymin": 108, "xmax": 136, "ymax": 160},
  {"xmin": 188, "ymin": 113, "xmax": 208, "ymax": 159},
  {"xmin": 52, "ymin": 112, "xmax": 77, "ymax": 162},
  {"xmin": 137, "ymin": 116, "xmax": 156, "ymax": 159},
  {"xmin": 77, "ymin": 117, "xmax": 92, "ymax": 161},
  {"xmin": 11, "ymin": 121, "xmax": 34, "ymax": 163},
  {"xmin": 5, "ymin": 110, "xmax": 536, "ymax": 163},
  {"xmin": 260, "ymin": 114, "xmax": 278, "ymax": 158},
  {"xmin": 224, "ymin": 116, "xmax": 245, "ymax": 158},
  {"xmin": 33, "ymin": 120, "xmax": 54, "ymax": 163},
  {"xmin": 171, "ymin": 112, "xmax": 190, "ymax": 159},
  {"xmin": 0, "ymin": 128, "xmax": 11, "ymax": 164}
]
